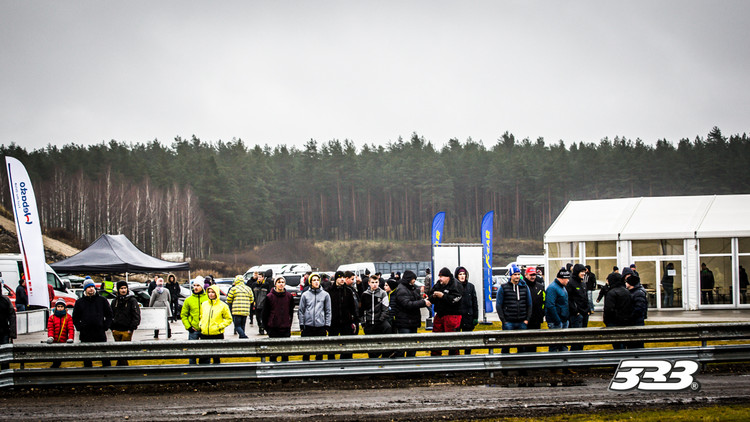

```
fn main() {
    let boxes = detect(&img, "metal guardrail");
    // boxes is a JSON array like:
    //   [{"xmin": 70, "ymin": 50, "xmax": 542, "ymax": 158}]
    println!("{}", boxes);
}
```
[
  {"xmin": 2, "ymin": 323, "xmax": 749, "ymax": 388},
  {"xmin": 14, "ymin": 308, "xmax": 49, "ymax": 335}
]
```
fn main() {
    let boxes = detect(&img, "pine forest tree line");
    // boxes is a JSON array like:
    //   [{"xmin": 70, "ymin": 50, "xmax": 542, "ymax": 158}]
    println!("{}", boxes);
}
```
[{"xmin": 1, "ymin": 126, "xmax": 748, "ymax": 258}]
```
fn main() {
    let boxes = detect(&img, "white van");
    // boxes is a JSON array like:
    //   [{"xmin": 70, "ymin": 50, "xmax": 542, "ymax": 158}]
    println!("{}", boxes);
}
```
[
  {"xmin": 0, "ymin": 253, "xmax": 77, "ymax": 308},
  {"xmin": 243, "ymin": 263, "xmax": 312, "ymax": 280}
]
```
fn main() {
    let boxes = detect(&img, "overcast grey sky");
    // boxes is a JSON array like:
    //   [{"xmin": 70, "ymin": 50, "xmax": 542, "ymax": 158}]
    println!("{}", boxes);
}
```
[{"xmin": 1, "ymin": 1, "xmax": 748, "ymax": 152}]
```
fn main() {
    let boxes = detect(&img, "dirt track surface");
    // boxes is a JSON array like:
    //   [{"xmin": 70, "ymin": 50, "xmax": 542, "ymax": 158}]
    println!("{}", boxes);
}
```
[{"xmin": 1, "ymin": 366, "xmax": 749, "ymax": 421}]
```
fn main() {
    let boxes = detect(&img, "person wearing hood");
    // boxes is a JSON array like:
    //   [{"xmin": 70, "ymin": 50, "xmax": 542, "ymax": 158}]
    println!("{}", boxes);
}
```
[
  {"xmin": 298, "ymin": 273, "xmax": 331, "ymax": 361},
  {"xmin": 566, "ymin": 264, "xmax": 591, "ymax": 351},
  {"xmin": 181, "ymin": 276, "xmax": 209, "ymax": 364},
  {"xmin": 496, "ymin": 264, "xmax": 532, "ymax": 354},
  {"xmin": 262, "ymin": 276, "xmax": 295, "ymax": 361},
  {"xmin": 46, "ymin": 298, "xmax": 74, "ymax": 368},
  {"xmin": 428, "ymin": 267, "xmax": 463, "ymax": 356},
  {"xmin": 390, "ymin": 270, "xmax": 430, "ymax": 357},
  {"xmin": 455, "ymin": 267, "xmax": 478, "ymax": 333},
  {"xmin": 326, "ymin": 270, "xmax": 358, "ymax": 359},
  {"xmin": 253, "ymin": 269, "xmax": 273, "ymax": 334},
  {"xmin": 165, "ymin": 274, "xmax": 181, "ymax": 322},
  {"xmin": 603, "ymin": 272, "xmax": 632, "ymax": 349},
  {"xmin": 625, "ymin": 273, "xmax": 648, "ymax": 349},
  {"xmin": 73, "ymin": 279, "xmax": 113, "ymax": 367},
  {"xmin": 454, "ymin": 267, "xmax": 478, "ymax": 355},
  {"xmin": 227, "ymin": 275, "xmax": 255, "ymax": 339},
  {"xmin": 110, "ymin": 280, "xmax": 141, "ymax": 366},
  {"xmin": 149, "ymin": 277, "xmax": 172, "ymax": 339},
  {"xmin": 199, "ymin": 284, "xmax": 233, "ymax": 364}
]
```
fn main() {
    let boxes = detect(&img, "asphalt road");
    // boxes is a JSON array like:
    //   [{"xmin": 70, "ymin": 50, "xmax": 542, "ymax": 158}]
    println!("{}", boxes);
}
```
[{"xmin": 1, "ymin": 366, "xmax": 749, "ymax": 421}]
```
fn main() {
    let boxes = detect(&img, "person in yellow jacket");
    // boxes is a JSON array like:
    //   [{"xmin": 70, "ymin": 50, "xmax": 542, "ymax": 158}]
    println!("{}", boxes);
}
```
[
  {"xmin": 226, "ymin": 275, "xmax": 254, "ymax": 339},
  {"xmin": 198, "ymin": 284, "xmax": 232, "ymax": 364}
]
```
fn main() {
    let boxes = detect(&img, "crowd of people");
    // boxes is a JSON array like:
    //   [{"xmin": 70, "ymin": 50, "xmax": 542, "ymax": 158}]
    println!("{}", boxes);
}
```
[{"xmin": 0, "ymin": 261, "xmax": 662, "ymax": 368}]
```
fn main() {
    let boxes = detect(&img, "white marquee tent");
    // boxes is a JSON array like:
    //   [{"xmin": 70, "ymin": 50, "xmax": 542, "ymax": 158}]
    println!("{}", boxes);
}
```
[{"xmin": 544, "ymin": 194, "xmax": 750, "ymax": 310}]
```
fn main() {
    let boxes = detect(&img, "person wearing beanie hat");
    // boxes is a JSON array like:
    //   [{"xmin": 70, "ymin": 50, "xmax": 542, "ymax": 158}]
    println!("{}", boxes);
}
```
[
  {"xmin": 385, "ymin": 278, "xmax": 399, "ymax": 292},
  {"xmin": 545, "ymin": 268, "xmax": 570, "ymax": 352},
  {"xmin": 522, "ymin": 266, "xmax": 546, "ymax": 353},
  {"xmin": 428, "ymin": 267, "xmax": 463, "ymax": 355},
  {"xmin": 625, "ymin": 275, "xmax": 648, "ymax": 349},
  {"xmin": 46, "ymin": 298, "xmax": 74, "ymax": 367},
  {"xmin": 390, "ymin": 269, "xmax": 431, "ymax": 357},
  {"xmin": 325, "ymin": 270, "xmax": 358, "ymax": 359},
  {"xmin": 566, "ymin": 264, "xmax": 590, "ymax": 351},
  {"xmin": 109, "ymin": 279, "xmax": 140, "ymax": 366},
  {"xmin": 72, "ymin": 276, "xmax": 113, "ymax": 367},
  {"xmin": 149, "ymin": 277, "xmax": 172, "ymax": 339},
  {"xmin": 199, "ymin": 285, "xmax": 233, "ymax": 364},
  {"xmin": 181, "ymin": 275, "xmax": 208, "ymax": 364},
  {"xmin": 496, "ymin": 263, "xmax": 532, "ymax": 354}
]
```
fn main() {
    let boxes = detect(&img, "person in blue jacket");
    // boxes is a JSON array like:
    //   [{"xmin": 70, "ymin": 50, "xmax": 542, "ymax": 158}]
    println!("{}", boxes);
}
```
[{"xmin": 545, "ymin": 267, "xmax": 570, "ymax": 352}]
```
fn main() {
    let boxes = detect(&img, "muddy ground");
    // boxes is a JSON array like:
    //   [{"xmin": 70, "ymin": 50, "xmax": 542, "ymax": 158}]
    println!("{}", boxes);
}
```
[{"xmin": 1, "ymin": 365, "xmax": 749, "ymax": 421}]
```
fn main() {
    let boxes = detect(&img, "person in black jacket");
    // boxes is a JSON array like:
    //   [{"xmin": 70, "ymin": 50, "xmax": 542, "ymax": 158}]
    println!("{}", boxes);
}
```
[
  {"xmin": 391, "ymin": 270, "xmax": 430, "ymax": 357},
  {"xmin": 584, "ymin": 265, "xmax": 597, "ymax": 315},
  {"xmin": 603, "ymin": 274, "xmax": 632, "ymax": 349},
  {"xmin": 110, "ymin": 280, "xmax": 141, "ymax": 366},
  {"xmin": 522, "ymin": 266, "xmax": 545, "ymax": 352},
  {"xmin": 566, "ymin": 263, "xmax": 590, "ymax": 351},
  {"xmin": 455, "ymin": 266, "xmax": 478, "ymax": 355},
  {"xmin": 0, "ymin": 278, "xmax": 17, "ymax": 370},
  {"xmin": 73, "ymin": 280, "xmax": 113, "ymax": 367},
  {"xmin": 165, "ymin": 274, "xmax": 181, "ymax": 322},
  {"xmin": 429, "ymin": 267, "xmax": 463, "ymax": 356},
  {"xmin": 326, "ymin": 271, "xmax": 357, "ymax": 359},
  {"xmin": 496, "ymin": 264, "xmax": 532, "ymax": 354},
  {"xmin": 15, "ymin": 279, "xmax": 28, "ymax": 312},
  {"xmin": 626, "ymin": 274, "xmax": 648, "ymax": 349}
]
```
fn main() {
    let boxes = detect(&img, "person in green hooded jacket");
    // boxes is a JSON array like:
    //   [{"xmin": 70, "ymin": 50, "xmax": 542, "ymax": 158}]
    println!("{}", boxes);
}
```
[{"xmin": 181, "ymin": 276, "xmax": 208, "ymax": 364}]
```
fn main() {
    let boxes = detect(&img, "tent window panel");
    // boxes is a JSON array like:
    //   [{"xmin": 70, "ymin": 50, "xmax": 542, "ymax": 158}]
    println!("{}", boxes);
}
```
[
  {"xmin": 739, "ymin": 238, "xmax": 750, "ymax": 254},
  {"xmin": 700, "ymin": 238, "xmax": 731, "ymax": 255},
  {"xmin": 585, "ymin": 259, "xmax": 616, "ymax": 288},
  {"xmin": 584, "ymin": 241, "xmax": 616, "ymax": 258},
  {"xmin": 632, "ymin": 239, "xmax": 684, "ymax": 256},
  {"xmin": 698, "ymin": 256, "xmax": 733, "ymax": 305},
  {"xmin": 548, "ymin": 242, "xmax": 578, "ymax": 259},
  {"xmin": 548, "ymin": 260, "xmax": 572, "ymax": 275}
]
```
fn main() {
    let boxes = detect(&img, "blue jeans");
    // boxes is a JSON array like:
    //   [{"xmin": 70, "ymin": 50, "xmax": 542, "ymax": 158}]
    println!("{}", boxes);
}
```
[
  {"xmin": 16, "ymin": 304, "xmax": 26, "ymax": 312},
  {"xmin": 501, "ymin": 321, "xmax": 527, "ymax": 353},
  {"xmin": 233, "ymin": 315, "xmax": 248, "ymax": 338},
  {"xmin": 569, "ymin": 314, "xmax": 588, "ymax": 351},
  {"xmin": 396, "ymin": 327, "xmax": 418, "ymax": 356},
  {"xmin": 188, "ymin": 329, "xmax": 205, "ymax": 364},
  {"xmin": 547, "ymin": 320, "xmax": 569, "ymax": 352}
]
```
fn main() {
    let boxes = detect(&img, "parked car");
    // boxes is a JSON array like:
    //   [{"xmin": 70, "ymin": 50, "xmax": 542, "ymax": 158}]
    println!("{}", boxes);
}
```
[
  {"xmin": 280, "ymin": 274, "xmax": 302, "ymax": 306},
  {"xmin": 2, "ymin": 284, "xmax": 16, "ymax": 308}
]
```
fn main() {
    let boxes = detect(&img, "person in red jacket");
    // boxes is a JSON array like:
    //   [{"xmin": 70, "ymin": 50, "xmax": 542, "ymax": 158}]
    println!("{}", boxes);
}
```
[{"xmin": 46, "ymin": 298, "xmax": 75, "ymax": 368}]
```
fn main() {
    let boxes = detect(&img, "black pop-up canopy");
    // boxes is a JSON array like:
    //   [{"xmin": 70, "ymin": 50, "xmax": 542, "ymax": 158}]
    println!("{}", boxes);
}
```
[{"xmin": 50, "ymin": 234, "xmax": 189, "ymax": 274}]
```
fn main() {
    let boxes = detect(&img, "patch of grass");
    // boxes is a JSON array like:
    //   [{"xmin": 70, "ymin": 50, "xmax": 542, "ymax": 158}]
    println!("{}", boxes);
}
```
[{"xmin": 474, "ymin": 404, "xmax": 750, "ymax": 421}]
